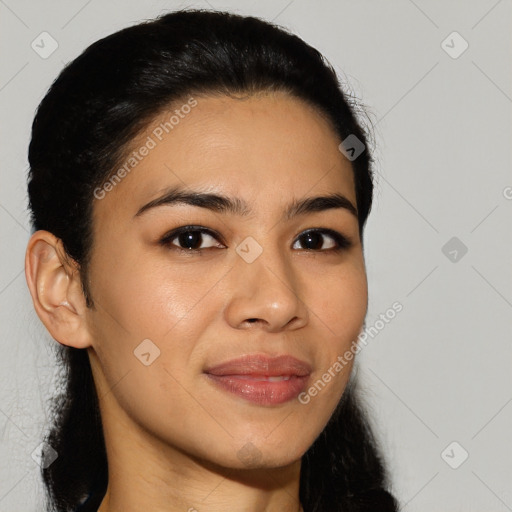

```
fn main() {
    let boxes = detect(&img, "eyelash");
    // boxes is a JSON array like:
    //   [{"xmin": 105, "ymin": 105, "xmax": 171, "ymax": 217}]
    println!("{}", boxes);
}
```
[{"xmin": 158, "ymin": 225, "xmax": 353, "ymax": 254}]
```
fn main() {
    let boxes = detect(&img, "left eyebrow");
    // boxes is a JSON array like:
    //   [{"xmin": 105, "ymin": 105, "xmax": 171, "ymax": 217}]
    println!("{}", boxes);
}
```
[{"xmin": 134, "ymin": 186, "xmax": 358, "ymax": 220}]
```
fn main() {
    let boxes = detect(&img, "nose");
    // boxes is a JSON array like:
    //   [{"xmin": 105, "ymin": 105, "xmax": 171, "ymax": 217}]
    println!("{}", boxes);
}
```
[{"xmin": 223, "ymin": 245, "xmax": 309, "ymax": 333}]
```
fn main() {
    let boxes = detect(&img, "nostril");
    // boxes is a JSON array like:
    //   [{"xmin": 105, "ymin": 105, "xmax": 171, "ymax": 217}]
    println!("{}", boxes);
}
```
[{"xmin": 246, "ymin": 318, "xmax": 258, "ymax": 323}]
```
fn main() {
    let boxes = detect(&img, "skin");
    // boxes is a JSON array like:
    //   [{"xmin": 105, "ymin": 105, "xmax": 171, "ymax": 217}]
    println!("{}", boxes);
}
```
[{"xmin": 25, "ymin": 90, "xmax": 368, "ymax": 512}]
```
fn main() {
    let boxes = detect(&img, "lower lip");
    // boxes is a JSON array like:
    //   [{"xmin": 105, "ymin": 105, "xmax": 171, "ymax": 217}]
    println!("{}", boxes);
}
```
[{"xmin": 205, "ymin": 374, "xmax": 309, "ymax": 405}]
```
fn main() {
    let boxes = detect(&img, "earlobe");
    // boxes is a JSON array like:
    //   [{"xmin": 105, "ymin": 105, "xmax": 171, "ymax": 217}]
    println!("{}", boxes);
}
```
[{"xmin": 25, "ymin": 230, "xmax": 92, "ymax": 349}]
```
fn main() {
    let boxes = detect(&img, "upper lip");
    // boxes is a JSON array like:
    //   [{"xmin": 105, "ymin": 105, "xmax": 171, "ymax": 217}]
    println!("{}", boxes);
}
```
[{"xmin": 204, "ymin": 354, "xmax": 312, "ymax": 377}]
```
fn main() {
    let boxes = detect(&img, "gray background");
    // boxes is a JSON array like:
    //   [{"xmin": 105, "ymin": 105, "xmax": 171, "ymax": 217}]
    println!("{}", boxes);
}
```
[{"xmin": 1, "ymin": 0, "xmax": 511, "ymax": 510}]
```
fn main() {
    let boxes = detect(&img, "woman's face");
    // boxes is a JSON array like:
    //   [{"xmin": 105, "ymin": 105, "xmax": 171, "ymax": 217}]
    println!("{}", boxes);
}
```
[{"xmin": 85, "ymin": 91, "xmax": 368, "ymax": 471}]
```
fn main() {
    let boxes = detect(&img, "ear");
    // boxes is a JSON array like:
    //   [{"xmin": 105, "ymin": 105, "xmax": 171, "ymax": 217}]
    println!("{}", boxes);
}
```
[{"xmin": 25, "ymin": 230, "xmax": 92, "ymax": 349}]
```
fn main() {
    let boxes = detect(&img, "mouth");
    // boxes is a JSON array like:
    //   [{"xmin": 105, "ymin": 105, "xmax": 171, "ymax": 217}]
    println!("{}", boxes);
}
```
[
  {"xmin": 229, "ymin": 375, "xmax": 294, "ymax": 381},
  {"xmin": 204, "ymin": 354, "xmax": 312, "ymax": 406}
]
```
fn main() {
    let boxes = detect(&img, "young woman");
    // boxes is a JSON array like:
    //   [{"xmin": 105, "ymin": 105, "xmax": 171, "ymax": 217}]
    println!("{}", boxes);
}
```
[{"xmin": 25, "ymin": 9, "xmax": 399, "ymax": 512}]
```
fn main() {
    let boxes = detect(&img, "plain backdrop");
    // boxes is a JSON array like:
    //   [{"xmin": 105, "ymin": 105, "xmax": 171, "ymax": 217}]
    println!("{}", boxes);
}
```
[{"xmin": 1, "ymin": 1, "xmax": 511, "ymax": 510}]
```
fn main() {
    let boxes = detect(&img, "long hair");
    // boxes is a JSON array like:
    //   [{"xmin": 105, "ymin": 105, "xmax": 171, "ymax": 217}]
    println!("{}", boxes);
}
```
[{"xmin": 27, "ymin": 9, "xmax": 398, "ymax": 511}]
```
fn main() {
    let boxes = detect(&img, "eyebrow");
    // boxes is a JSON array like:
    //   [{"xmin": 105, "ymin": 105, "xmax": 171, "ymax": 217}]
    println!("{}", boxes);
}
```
[{"xmin": 134, "ymin": 186, "xmax": 358, "ymax": 220}]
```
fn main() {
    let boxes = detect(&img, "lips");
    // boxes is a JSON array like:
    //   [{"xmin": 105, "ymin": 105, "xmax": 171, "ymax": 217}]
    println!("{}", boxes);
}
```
[
  {"xmin": 204, "ymin": 354, "xmax": 312, "ymax": 377},
  {"xmin": 204, "ymin": 354, "xmax": 312, "ymax": 405}
]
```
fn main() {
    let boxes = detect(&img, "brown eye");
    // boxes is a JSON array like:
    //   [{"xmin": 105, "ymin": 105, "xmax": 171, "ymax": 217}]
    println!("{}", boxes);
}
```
[
  {"xmin": 292, "ymin": 229, "xmax": 352, "ymax": 252},
  {"xmin": 160, "ymin": 226, "xmax": 225, "ymax": 252}
]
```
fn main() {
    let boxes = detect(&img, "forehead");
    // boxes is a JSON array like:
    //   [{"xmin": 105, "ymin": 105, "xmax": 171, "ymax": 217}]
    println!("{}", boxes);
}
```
[{"xmin": 93, "ymin": 91, "xmax": 356, "ymax": 225}]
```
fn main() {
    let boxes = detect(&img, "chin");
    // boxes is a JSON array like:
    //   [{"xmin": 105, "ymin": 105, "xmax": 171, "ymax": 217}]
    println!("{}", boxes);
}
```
[
  {"xmin": 225, "ymin": 435, "xmax": 309, "ymax": 471},
  {"xmin": 184, "ymin": 435, "xmax": 307, "ymax": 474}
]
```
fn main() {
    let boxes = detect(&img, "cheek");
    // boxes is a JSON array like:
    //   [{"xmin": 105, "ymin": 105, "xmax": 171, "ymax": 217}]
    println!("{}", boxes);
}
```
[
  {"xmin": 90, "ymin": 245, "xmax": 226, "ymax": 342},
  {"xmin": 86, "ymin": 247, "xmax": 231, "ymax": 408},
  {"xmin": 299, "ymin": 259, "xmax": 367, "ymax": 402},
  {"xmin": 310, "ymin": 259, "xmax": 368, "ymax": 346},
  {"xmin": 87, "ymin": 251, "xmax": 222, "ymax": 447}
]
